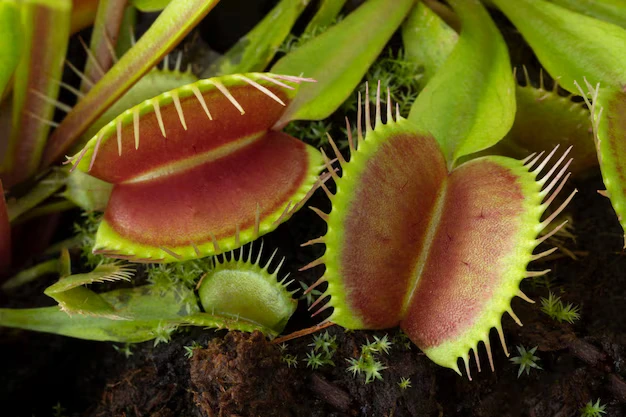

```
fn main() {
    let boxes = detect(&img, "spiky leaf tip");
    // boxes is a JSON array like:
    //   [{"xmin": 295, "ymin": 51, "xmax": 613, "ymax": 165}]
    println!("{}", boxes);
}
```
[{"xmin": 198, "ymin": 243, "xmax": 297, "ymax": 335}]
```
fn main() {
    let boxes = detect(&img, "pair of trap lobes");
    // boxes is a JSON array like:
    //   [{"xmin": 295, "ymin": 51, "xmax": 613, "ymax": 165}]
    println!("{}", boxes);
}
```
[{"xmin": 71, "ymin": 72, "xmax": 574, "ymax": 377}]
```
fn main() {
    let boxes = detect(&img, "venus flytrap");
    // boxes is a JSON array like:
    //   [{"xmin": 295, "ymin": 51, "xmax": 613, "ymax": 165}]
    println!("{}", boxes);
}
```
[
  {"xmin": 302, "ymin": 0, "xmax": 576, "ymax": 379},
  {"xmin": 42, "ymin": 0, "xmax": 222, "ymax": 164},
  {"xmin": 66, "ymin": 72, "xmax": 323, "ymax": 263}
]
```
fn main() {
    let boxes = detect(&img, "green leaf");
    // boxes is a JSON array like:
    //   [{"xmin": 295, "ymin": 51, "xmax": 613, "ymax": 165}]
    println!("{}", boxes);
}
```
[
  {"xmin": 0, "ymin": 0, "xmax": 22, "ymax": 100},
  {"xmin": 115, "ymin": 5, "xmax": 137, "ymax": 58},
  {"xmin": 130, "ymin": 0, "xmax": 171, "ymax": 12},
  {"xmin": 491, "ymin": 0, "xmax": 626, "ymax": 93},
  {"xmin": 203, "ymin": 0, "xmax": 311, "ymax": 77},
  {"xmin": 546, "ymin": 0, "xmax": 626, "ymax": 28},
  {"xmin": 63, "ymin": 169, "xmax": 113, "ymax": 212},
  {"xmin": 42, "ymin": 0, "xmax": 221, "ymax": 166},
  {"xmin": 401, "ymin": 1, "xmax": 458, "ymax": 86},
  {"xmin": 304, "ymin": 0, "xmax": 347, "ymax": 33},
  {"xmin": 590, "ymin": 87, "xmax": 626, "ymax": 246},
  {"xmin": 271, "ymin": 0, "xmax": 414, "ymax": 126},
  {"xmin": 2, "ymin": 259, "xmax": 59, "ymax": 291},
  {"xmin": 408, "ymin": 0, "xmax": 515, "ymax": 168},
  {"xmin": 0, "ymin": 281, "xmax": 201, "ymax": 343}
]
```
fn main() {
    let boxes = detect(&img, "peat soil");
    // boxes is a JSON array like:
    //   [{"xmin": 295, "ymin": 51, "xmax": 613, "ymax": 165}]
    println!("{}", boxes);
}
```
[{"xmin": 2, "ymin": 174, "xmax": 626, "ymax": 417}]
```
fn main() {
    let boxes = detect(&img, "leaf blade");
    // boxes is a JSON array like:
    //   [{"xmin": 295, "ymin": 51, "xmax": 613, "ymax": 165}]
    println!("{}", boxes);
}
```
[
  {"xmin": 408, "ymin": 0, "xmax": 515, "ymax": 167},
  {"xmin": 272, "ymin": 0, "xmax": 414, "ymax": 125}
]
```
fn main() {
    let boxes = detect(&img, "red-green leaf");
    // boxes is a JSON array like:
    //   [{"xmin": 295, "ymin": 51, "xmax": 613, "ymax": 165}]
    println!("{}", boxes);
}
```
[
  {"xmin": 1, "ymin": 0, "xmax": 71, "ymax": 187},
  {"xmin": 81, "ymin": 0, "xmax": 129, "ymax": 91},
  {"xmin": 0, "ymin": 0, "xmax": 22, "ymax": 100}
]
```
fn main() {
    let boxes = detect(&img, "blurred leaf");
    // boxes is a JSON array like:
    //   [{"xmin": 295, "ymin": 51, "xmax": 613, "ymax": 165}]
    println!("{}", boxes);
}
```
[
  {"xmin": 546, "ymin": 0, "xmax": 626, "ymax": 28},
  {"xmin": 492, "ymin": 0, "xmax": 626, "ymax": 93},
  {"xmin": 71, "ymin": 0, "xmax": 99, "ymax": 34},
  {"xmin": 402, "ymin": 1, "xmax": 458, "ymax": 85},
  {"xmin": 203, "ymin": 0, "xmax": 311, "ymax": 77},
  {"xmin": 63, "ymin": 169, "xmax": 113, "ymax": 211},
  {"xmin": 130, "ymin": 0, "xmax": 171, "ymax": 12},
  {"xmin": 272, "ymin": 0, "xmax": 414, "ymax": 126},
  {"xmin": 6, "ymin": 170, "xmax": 66, "ymax": 222},
  {"xmin": 81, "ymin": 0, "xmax": 130, "ymax": 91},
  {"xmin": 304, "ymin": 0, "xmax": 347, "ymax": 33},
  {"xmin": 0, "ymin": 0, "xmax": 22, "ymax": 100},
  {"xmin": 0, "ymin": 181, "xmax": 10, "ymax": 275}
]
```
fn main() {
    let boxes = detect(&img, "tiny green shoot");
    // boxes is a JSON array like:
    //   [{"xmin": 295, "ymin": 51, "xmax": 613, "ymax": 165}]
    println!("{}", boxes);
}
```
[
  {"xmin": 113, "ymin": 343, "xmax": 134, "ymax": 358},
  {"xmin": 580, "ymin": 399, "xmax": 607, "ymax": 417},
  {"xmin": 304, "ymin": 331, "xmax": 337, "ymax": 369},
  {"xmin": 153, "ymin": 322, "xmax": 177, "ymax": 347},
  {"xmin": 184, "ymin": 341, "xmax": 203, "ymax": 358},
  {"xmin": 346, "ymin": 334, "xmax": 391, "ymax": 384},
  {"xmin": 510, "ymin": 345, "xmax": 542, "ymax": 377},
  {"xmin": 541, "ymin": 292, "xmax": 581, "ymax": 324},
  {"xmin": 52, "ymin": 402, "xmax": 67, "ymax": 417},
  {"xmin": 282, "ymin": 353, "xmax": 298, "ymax": 368},
  {"xmin": 398, "ymin": 377, "xmax": 412, "ymax": 389}
]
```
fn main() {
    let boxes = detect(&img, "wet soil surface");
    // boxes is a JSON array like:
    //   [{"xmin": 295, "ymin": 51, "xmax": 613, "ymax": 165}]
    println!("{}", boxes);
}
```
[{"xmin": 2, "ymin": 175, "xmax": 626, "ymax": 417}]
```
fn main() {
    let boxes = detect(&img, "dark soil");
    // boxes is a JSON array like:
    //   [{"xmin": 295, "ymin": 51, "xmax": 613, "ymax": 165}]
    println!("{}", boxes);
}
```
[{"xmin": 3, "ymin": 2, "xmax": 626, "ymax": 417}]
